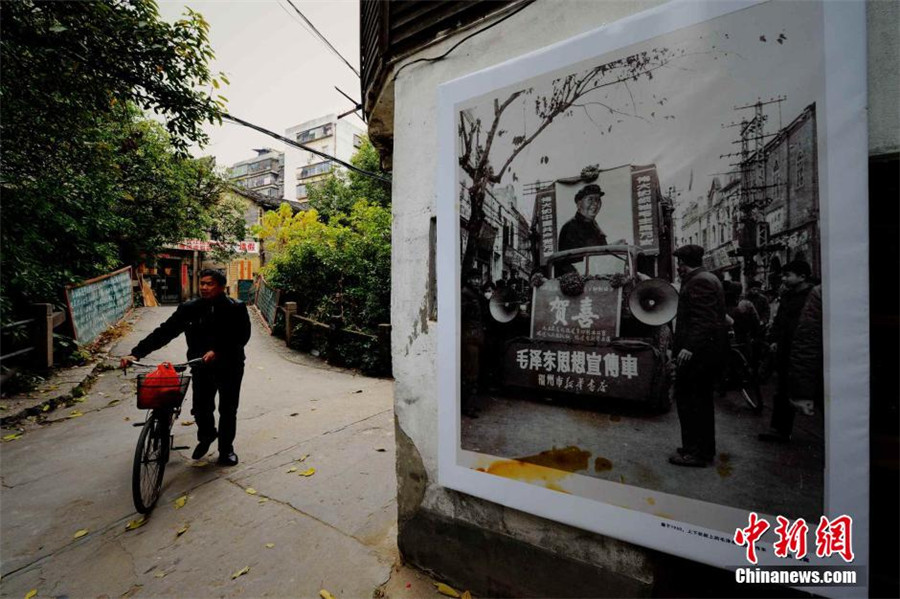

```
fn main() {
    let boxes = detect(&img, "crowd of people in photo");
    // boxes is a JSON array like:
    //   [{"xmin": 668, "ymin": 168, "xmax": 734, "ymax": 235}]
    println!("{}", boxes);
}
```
[
  {"xmin": 459, "ymin": 226, "xmax": 824, "ymax": 469},
  {"xmin": 669, "ymin": 244, "xmax": 824, "ymax": 467}
]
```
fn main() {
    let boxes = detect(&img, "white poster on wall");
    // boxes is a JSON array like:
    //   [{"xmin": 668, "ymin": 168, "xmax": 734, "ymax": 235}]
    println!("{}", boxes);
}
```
[{"xmin": 437, "ymin": 1, "xmax": 868, "ymax": 595}]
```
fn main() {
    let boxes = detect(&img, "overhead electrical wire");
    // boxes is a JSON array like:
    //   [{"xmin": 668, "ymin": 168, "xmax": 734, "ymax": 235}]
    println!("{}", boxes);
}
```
[
  {"xmin": 279, "ymin": 0, "xmax": 360, "ymax": 78},
  {"xmin": 222, "ymin": 113, "xmax": 391, "ymax": 186}
]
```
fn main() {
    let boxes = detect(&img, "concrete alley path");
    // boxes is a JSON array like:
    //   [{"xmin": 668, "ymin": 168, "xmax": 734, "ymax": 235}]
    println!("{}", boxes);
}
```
[{"xmin": 1, "ymin": 306, "xmax": 399, "ymax": 599}]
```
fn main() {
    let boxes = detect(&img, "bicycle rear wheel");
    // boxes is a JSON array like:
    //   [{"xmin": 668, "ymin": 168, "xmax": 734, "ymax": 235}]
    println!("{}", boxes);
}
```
[
  {"xmin": 132, "ymin": 410, "xmax": 169, "ymax": 513},
  {"xmin": 730, "ymin": 348, "xmax": 763, "ymax": 412}
]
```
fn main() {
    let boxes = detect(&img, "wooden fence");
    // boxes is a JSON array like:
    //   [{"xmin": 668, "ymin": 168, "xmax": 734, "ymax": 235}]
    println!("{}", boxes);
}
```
[
  {"xmin": 249, "ymin": 276, "xmax": 391, "ymax": 374},
  {"xmin": 0, "ymin": 304, "xmax": 68, "ymax": 374}
]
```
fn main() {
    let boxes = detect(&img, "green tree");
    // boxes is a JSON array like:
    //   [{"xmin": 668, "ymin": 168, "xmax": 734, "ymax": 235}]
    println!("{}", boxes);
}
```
[
  {"xmin": 305, "ymin": 136, "xmax": 390, "ymax": 221},
  {"xmin": 256, "ymin": 200, "xmax": 391, "ymax": 332},
  {"xmin": 0, "ymin": 1, "xmax": 227, "ymax": 319}
]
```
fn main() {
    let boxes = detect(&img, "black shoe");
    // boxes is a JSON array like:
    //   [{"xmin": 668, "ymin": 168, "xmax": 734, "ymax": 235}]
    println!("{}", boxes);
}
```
[
  {"xmin": 192, "ymin": 435, "xmax": 217, "ymax": 460},
  {"xmin": 217, "ymin": 451, "xmax": 239, "ymax": 466},
  {"xmin": 668, "ymin": 453, "xmax": 710, "ymax": 467},
  {"xmin": 758, "ymin": 430, "xmax": 791, "ymax": 443}
]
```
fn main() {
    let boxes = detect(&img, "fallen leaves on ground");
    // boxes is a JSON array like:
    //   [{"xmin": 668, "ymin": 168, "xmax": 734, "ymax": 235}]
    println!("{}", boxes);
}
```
[
  {"xmin": 265, "ymin": 543, "xmax": 275, "ymax": 549},
  {"xmin": 320, "ymin": 590, "xmax": 336, "ymax": 599},
  {"xmin": 189, "ymin": 460, "xmax": 209, "ymax": 468},
  {"xmin": 155, "ymin": 571, "xmax": 166, "ymax": 579},
  {"xmin": 298, "ymin": 468, "xmax": 316, "ymax": 477},
  {"xmin": 258, "ymin": 498, "xmax": 269, "ymax": 504},
  {"xmin": 125, "ymin": 517, "xmax": 147, "ymax": 531},
  {"xmin": 435, "ymin": 582, "xmax": 460, "ymax": 598},
  {"xmin": 231, "ymin": 566, "xmax": 250, "ymax": 580},
  {"xmin": 25, "ymin": 590, "xmax": 37, "ymax": 599},
  {"xmin": 174, "ymin": 495, "xmax": 188, "ymax": 509},
  {"xmin": 42, "ymin": 405, "xmax": 50, "ymax": 412},
  {"xmin": 286, "ymin": 466, "xmax": 297, "ymax": 473},
  {"xmin": 245, "ymin": 488, "xmax": 257, "ymax": 495},
  {"xmin": 107, "ymin": 399, "xmax": 120, "ymax": 406},
  {"xmin": 176, "ymin": 524, "xmax": 190, "ymax": 536},
  {"xmin": 73, "ymin": 529, "xmax": 88, "ymax": 539},
  {"xmin": 72, "ymin": 397, "xmax": 86, "ymax": 403},
  {"xmin": 2, "ymin": 433, "xmax": 23, "ymax": 442},
  {"xmin": 296, "ymin": 454, "xmax": 309, "ymax": 462},
  {"xmin": 68, "ymin": 410, "xmax": 83, "ymax": 418},
  {"xmin": 462, "ymin": 592, "xmax": 472, "ymax": 599}
]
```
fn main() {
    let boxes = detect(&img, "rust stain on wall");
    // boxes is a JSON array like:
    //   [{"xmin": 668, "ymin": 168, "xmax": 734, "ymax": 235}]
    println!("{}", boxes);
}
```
[
  {"xmin": 475, "ymin": 459, "xmax": 574, "ymax": 493},
  {"xmin": 516, "ymin": 446, "xmax": 591, "ymax": 473},
  {"xmin": 716, "ymin": 452, "xmax": 733, "ymax": 478},
  {"xmin": 594, "ymin": 457, "xmax": 614, "ymax": 472}
]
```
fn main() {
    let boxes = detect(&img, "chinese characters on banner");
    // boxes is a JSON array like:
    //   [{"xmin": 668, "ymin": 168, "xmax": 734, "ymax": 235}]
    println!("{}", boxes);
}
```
[
  {"xmin": 631, "ymin": 166, "xmax": 660, "ymax": 249},
  {"xmin": 168, "ymin": 239, "xmax": 259, "ymax": 254},
  {"xmin": 531, "ymin": 279, "xmax": 621, "ymax": 344},
  {"xmin": 532, "ymin": 190, "xmax": 557, "ymax": 265},
  {"xmin": 504, "ymin": 340, "xmax": 656, "ymax": 399},
  {"xmin": 734, "ymin": 513, "xmax": 855, "ymax": 564}
]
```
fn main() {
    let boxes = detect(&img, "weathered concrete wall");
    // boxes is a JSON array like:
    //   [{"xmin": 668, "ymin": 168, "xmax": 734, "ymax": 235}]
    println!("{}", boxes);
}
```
[
  {"xmin": 388, "ymin": 1, "xmax": 895, "ymax": 595},
  {"xmin": 868, "ymin": 0, "xmax": 899, "ymax": 157},
  {"xmin": 391, "ymin": 2, "xmax": 669, "ymax": 595}
]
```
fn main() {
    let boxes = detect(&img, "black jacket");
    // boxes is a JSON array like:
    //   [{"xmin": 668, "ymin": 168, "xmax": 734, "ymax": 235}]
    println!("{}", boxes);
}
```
[
  {"xmin": 769, "ymin": 282, "xmax": 813, "ymax": 359},
  {"xmin": 558, "ymin": 212, "xmax": 608, "ymax": 252},
  {"xmin": 674, "ymin": 267, "xmax": 727, "ymax": 356},
  {"xmin": 130, "ymin": 295, "xmax": 251, "ymax": 365},
  {"xmin": 555, "ymin": 213, "xmax": 608, "ymax": 276},
  {"xmin": 789, "ymin": 285, "xmax": 823, "ymax": 399}
]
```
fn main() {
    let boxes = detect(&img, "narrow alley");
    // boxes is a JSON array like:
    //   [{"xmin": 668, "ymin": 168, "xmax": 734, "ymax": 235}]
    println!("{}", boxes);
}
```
[{"xmin": 1, "ymin": 307, "xmax": 400, "ymax": 598}]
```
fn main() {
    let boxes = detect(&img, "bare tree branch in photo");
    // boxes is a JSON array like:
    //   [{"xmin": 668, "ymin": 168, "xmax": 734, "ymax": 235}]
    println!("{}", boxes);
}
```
[{"xmin": 459, "ymin": 47, "xmax": 678, "ymax": 274}]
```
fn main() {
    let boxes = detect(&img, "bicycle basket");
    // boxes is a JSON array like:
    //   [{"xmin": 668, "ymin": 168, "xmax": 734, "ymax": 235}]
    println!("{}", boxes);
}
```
[{"xmin": 136, "ymin": 373, "xmax": 191, "ymax": 409}]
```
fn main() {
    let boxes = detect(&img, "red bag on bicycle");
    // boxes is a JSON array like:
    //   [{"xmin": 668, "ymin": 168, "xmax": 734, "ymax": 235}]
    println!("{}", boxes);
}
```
[{"xmin": 137, "ymin": 362, "xmax": 188, "ymax": 409}]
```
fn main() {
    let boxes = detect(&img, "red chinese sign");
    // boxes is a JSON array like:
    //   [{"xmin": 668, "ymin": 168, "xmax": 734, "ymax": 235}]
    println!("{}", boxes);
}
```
[{"xmin": 734, "ymin": 513, "xmax": 855, "ymax": 564}]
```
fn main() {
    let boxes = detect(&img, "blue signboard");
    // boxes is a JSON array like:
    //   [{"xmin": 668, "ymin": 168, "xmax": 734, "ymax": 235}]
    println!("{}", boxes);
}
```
[{"xmin": 65, "ymin": 267, "xmax": 133, "ymax": 344}]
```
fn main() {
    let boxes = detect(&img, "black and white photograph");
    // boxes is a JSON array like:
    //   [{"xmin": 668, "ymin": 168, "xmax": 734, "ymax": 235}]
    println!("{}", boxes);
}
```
[{"xmin": 438, "ymin": 0, "xmax": 868, "ymax": 572}]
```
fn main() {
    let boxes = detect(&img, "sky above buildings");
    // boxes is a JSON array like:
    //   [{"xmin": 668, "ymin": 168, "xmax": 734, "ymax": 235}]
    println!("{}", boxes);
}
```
[
  {"xmin": 455, "ymin": 1, "xmax": 824, "ymax": 224},
  {"xmin": 158, "ymin": 0, "xmax": 365, "ymax": 168}
]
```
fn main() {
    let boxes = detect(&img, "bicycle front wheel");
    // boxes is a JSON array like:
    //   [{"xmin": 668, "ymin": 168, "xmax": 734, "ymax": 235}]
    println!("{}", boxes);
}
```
[{"xmin": 132, "ymin": 410, "xmax": 169, "ymax": 513}]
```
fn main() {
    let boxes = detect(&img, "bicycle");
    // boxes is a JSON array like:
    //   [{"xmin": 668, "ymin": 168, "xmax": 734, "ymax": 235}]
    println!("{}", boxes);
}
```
[
  {"xmin": 726, "ymin": 341, "xmax": 764, "ymax": 412},
  {"xmin": 125, "ymin": 359, "xmax": 201, "ymax": 514}
]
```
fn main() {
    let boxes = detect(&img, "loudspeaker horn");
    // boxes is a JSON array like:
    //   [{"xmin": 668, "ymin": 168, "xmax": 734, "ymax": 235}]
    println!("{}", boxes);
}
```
[
  {"xmin": 489, "ymin": 291, "xmax": 520, "ymax": 323},
  {"xmin": 629, "ymin": 279, "xmax": 678, "ymax": 326}
]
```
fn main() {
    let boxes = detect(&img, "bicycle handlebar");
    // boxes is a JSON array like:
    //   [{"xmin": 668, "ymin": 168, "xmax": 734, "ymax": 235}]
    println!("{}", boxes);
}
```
[{"xmin": 125, "ymin": 358, "xmax": 204, "ymax": 371}]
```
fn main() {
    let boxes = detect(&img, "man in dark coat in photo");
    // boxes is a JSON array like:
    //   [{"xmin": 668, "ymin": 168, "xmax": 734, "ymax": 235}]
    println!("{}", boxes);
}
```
[
  {"xmin": 669, "ymin": 244, "xmax": 728, "ymax": 467},
  {"xmin": 555, "ymin": 183, "xmax": 609, "ymax": 277},
  {"xmin": 121, "ymin": 269, "xmax": 251, "ymax": 466},
  {"xmin": 759, "ymin": 259, "xmax": 815, "ymax": 442}
]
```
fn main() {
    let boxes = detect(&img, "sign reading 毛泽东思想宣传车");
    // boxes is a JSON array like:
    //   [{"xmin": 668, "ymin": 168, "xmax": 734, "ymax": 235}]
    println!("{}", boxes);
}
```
[{"xmin": 65, "ymin": 267, "xmax": 133, "ymax": 344}]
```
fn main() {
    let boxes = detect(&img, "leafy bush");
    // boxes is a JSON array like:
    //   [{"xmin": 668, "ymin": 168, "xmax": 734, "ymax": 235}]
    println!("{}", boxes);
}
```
[{"xmin": 257, "ymin": 200, "xmax": 391, "ymax": 333}]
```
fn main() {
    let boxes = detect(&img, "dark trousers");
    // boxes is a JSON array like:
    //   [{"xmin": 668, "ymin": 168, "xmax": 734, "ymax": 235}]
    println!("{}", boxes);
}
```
[
  {"xmin": 461, "ymin": 342, "xmax": 481, "ymax": 412},
  {"xmin": 770, "ymin": 360, "xmax": 796, "ymax": 435},
  {"xmin": 191, "ymin": 364, "xmax": 244, "ymax": 453},
  {"xmin": 674, "ymin": 357, "xmax": 717, "ymax": 459}
]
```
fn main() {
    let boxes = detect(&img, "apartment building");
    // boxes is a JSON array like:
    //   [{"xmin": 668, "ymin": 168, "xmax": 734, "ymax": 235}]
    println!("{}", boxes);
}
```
[
  {"xmin": 284, "ymin": 115, "xmax": 366, "ymax": 204},
  {"xmin": 228, "ymin": 148, "xmax": 285, "ymax": 199}
]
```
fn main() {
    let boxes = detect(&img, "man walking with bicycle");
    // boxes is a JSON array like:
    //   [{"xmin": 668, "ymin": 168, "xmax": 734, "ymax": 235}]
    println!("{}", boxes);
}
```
[{"xmin": 121, "ymin": 269, "xmax": 251, "ymax": 466}]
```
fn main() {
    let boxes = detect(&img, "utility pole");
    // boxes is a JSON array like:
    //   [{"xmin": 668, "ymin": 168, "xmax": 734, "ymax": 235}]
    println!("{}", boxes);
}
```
[{"xmin": 719, "ymin": 96, "xmax": 785, "ymax": 288}]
